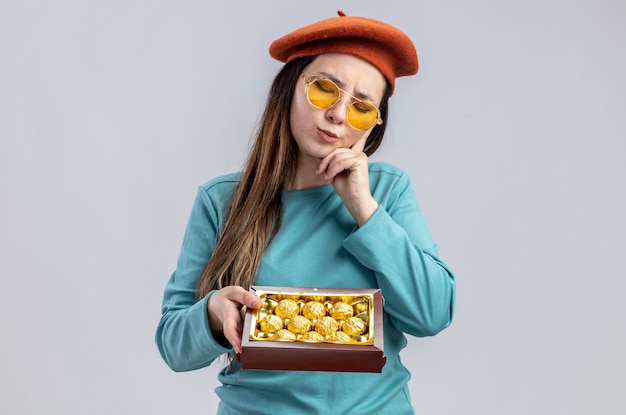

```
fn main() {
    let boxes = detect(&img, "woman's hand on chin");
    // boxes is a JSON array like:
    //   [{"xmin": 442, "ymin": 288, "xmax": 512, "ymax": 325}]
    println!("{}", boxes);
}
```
[{"xmin": 316, "ymin": 136, "xmax": 379, "ymax": 226}]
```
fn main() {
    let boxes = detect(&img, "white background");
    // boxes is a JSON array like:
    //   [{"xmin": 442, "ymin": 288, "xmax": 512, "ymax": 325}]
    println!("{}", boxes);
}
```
[{"xmin": 1, "ymin": 1, "xmax": 624, "ymax": 414}]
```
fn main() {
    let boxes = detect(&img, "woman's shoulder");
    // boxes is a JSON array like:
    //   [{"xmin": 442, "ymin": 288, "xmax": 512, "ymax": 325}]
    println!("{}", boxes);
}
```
[
  {"xmin": 368, "ymin": 162, "xmax": 413, "ymax": 196},
  {"xmin": 198, "ymin": 172, "xmax": 242, "ymax": 196},
  {"xmin": 368, "ymin": 161, "xmax": 408, "ymax": 179}
]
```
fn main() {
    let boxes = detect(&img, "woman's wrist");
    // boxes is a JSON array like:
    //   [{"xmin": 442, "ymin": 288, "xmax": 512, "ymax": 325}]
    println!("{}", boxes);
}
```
[
  {"xmin": 206, "ymin": 295, "xmax": 229, "ymax": 347},
  {"xmin": 347, "ymin": 197, "xmax": 379, "ymax": 226}
]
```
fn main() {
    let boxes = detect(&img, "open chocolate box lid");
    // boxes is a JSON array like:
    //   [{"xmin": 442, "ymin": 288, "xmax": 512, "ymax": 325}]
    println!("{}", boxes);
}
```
[{"xmin": 237, "ymin": 286, "xmax": 385, "ymax": 373}]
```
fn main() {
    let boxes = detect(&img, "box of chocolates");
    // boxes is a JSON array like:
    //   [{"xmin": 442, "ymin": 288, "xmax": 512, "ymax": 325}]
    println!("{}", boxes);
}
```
[{"xmin": 237, "ymin": 286, "xmax": 385, "ymax": 373}]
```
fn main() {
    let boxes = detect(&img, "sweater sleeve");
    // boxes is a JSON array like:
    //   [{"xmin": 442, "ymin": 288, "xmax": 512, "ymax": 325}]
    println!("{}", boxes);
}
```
[
  {"xmin": 343, "ymin": 170, "xmax": 455, "ymax": 337},
  {"xmin": 155, "ymin": 186, "xmax": 232, "ymax": 372}
]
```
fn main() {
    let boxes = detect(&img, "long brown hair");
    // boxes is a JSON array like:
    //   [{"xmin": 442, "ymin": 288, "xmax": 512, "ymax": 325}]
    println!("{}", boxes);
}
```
[{"xmin": 196, "ymin": 56, "xmax": 391, "ymax": 299}]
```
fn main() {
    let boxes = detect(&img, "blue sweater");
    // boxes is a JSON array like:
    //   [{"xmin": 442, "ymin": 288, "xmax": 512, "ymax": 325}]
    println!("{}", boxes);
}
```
[{"xmin": 156, "ymin": 162, "xmax": 455, "ymax": 414}]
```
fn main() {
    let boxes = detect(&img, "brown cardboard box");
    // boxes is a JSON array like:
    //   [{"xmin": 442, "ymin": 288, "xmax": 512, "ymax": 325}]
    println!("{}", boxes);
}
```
[{"xmin": 237, "ymin": 286, "xmax": 385, "ymax": 373}]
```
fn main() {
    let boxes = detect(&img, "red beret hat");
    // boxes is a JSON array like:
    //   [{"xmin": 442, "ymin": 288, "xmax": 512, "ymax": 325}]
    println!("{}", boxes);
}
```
[{"xmin": 269, "ymin": 10, "xmax": 418, "ymax": 95}]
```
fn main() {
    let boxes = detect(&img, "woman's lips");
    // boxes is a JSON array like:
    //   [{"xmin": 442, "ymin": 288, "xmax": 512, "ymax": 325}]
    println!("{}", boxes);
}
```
[{"xmin": 318, "ymin": 128, "xmax": 339, "ymax": 143}]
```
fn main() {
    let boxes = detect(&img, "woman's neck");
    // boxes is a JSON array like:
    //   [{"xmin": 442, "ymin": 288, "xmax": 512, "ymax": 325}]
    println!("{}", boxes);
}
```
[{"xmin": 283, "ymin": 157, "xmax": 326, "ymax": 190}]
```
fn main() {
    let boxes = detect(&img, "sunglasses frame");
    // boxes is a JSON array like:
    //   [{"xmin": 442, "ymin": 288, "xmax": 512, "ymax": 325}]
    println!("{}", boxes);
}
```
[{"xmin": 301, "ymin": 73, "xmax": 383, "ymax": 131}]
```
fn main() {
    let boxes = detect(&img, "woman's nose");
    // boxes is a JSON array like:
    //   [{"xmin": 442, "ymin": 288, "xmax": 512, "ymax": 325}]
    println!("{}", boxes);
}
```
[{"xmin": 325, "ymin": 99, "xmax": 349, "ymax": 125}]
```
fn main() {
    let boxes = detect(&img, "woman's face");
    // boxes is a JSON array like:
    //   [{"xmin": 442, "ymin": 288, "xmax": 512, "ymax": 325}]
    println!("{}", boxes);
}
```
[{"xmin": 290, "ymin": 53, "xmax": 386, "ymax": 166}]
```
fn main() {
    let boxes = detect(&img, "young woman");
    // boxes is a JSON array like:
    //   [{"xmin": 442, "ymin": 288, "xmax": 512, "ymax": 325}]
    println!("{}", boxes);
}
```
[{"xmin": 156, "ymin": 11, "xmax": 455, "ymax": 414}]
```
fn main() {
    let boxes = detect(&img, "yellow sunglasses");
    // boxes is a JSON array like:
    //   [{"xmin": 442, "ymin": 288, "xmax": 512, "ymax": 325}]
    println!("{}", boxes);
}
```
[{"xmin": 302, "ymin": 73, "xmax": 383, "ymax": 131}]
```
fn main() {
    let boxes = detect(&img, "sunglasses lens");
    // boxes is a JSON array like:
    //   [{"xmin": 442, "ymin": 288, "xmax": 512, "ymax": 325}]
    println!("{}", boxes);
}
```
[
  {"xmin": 305, "ymin": 76, "xmax": 381, "ymax": 131},
  {"xmin": 307, "ymin": 79, "xmax": 340, "ymax": 108},
  {"xmin": 347, "ymin": 102, "xmax": 379, "ymax": 131}
]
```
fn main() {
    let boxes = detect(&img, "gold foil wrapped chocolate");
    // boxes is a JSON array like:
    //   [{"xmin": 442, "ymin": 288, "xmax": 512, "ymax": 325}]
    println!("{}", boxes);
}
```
[
  {"xmin": 315, "ymin": 316, "xmax": 339, "ymax": 336},
  {"xmin": 330, "ymin": 301, "xmax": 354, "ymax": 320},
  {"xmin": 328, "ymin": 331, "xmax": 353, "ymax": 343},
  {"xmin": 287, "ymin": 315, "xmax": 312, "ymax": 334},
  {"xmin": 301, "ymin": 301, "xmax": 326, "ymax": 320},
  {"xmin": 301, "ymin": 331, "xmax": 325, "ymax": 342},
  {"xmin": 274, "ymin": 299, "xmax": 300, "ymax": 319},
  {"xmin": 259, "ymin": 314, "xmax": 283, "ymax": 333},
  {"xmin": 274, "ymin": 329, "xmax": 296, "ymax": 341},
  {"xmin": 342, "ymin": 316, "xmax": 366, "ymax": 336}
]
